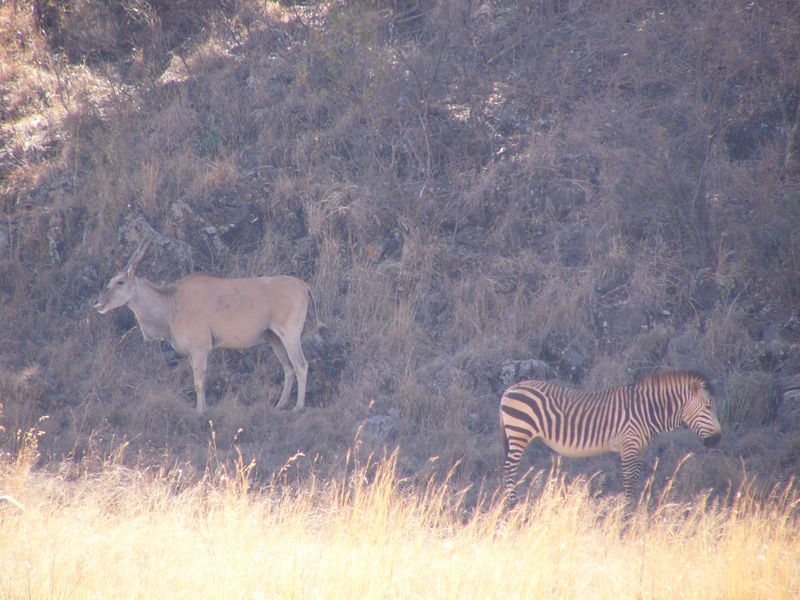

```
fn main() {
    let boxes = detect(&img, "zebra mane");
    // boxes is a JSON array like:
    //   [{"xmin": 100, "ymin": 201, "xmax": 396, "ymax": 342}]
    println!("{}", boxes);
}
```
[{"xmin": 634, "ymin": 370, "xmax": 712, "ymax": 392}]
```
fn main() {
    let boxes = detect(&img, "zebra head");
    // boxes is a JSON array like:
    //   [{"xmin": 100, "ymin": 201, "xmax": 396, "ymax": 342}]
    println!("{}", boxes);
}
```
[{"xmin": 680, "ymin": 375, "xmax": 722, "ymax": 447}]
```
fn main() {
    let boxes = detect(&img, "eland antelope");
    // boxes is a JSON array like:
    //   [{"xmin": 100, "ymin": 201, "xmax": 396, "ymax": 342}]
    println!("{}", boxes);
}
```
[{"xmin": 95, "ymin": 238, "xmax": 318, "ymax": 413}]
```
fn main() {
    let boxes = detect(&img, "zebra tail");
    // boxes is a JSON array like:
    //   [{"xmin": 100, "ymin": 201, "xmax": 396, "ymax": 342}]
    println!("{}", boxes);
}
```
[{"xmin": 499, "ymin": 413, "xmax": 510, "ymax": 459}]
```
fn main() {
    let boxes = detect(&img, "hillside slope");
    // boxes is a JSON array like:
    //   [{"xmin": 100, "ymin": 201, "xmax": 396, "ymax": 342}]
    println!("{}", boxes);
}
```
[{"xmin": 1, "ymin": 0, "xmax": 800, "ymax": 501}]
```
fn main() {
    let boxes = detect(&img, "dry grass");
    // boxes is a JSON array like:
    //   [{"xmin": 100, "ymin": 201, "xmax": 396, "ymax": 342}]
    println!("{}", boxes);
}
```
[{"xmin": 0, "ymin": 441, "xmax": 798, "ymax": 600}]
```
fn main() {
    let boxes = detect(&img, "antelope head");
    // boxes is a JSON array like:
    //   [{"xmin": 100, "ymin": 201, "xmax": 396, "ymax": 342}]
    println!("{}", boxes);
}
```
[{"xmin": 94, "ymin": 237, "xmax": 151, "ymax": 314}]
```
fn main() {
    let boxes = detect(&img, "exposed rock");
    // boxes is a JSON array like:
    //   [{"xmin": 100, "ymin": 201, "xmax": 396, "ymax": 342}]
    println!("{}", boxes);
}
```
[
  {"xmin": 776, "ymin": 374, "xmax": 800, "ymax": 430},
  {"xmin": 558, "ymin": 223, "xmax": 588, "ymax": 267},
  {"xmin": 687, "ymin": 269, "xmax": 719, "ymax": 311},
  {"xmin": 559, "ymin": 346, "xmax": 587, "ymax": 378},
  {"xmin": 357, "ymin": 410, "xmax": 400, "ymax": 445},
  {"xmin": 417, "ymin": 360, "xmax": 464, "ymax": 393},
  {"xmin": 0, "ymin": 222, "xmax": 8, "ymax": 254},
  {"xmin": 761, "ymin": 322, "xmax": 791, "ymax": 360},
  {"xmin": 602, "ymin": 304, "xmax": 649, "ymax": 339},
  {"xmin": 499, "ymin": 358, "xmax": 550, "ymax": 387},
  {"xmin": 667, "ymin": 330, "xmax": 700, "ymax": 371},
  {"xmin": 466, "ymin": 411, "xmax": 486, "ymax": 434}
]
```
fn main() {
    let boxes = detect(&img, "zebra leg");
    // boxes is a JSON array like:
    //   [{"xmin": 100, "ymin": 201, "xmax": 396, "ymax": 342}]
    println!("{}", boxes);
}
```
[
  {"xmin": 619, "ymin": 446, "xmax": 644, "ymax": 502},
  {"xmin": 499, "ymin": 407, "xmax": 536, "ymax": 509},
  {"xmin": 502, "ymin": 451, "xmax": 523, "ymax": 508}
]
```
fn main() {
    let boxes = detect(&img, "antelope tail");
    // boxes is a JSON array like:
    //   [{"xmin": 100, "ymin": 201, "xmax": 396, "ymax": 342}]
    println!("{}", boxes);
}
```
[{"xmin": 308, "ymin": 289, "xmax": 327, "ymax": 344}]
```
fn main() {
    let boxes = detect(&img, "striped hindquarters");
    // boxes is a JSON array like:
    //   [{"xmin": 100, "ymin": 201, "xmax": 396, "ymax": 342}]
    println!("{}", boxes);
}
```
[
  {"xmin": 500, "ymin": 381, "xmax": 627, "ymax": 458},
  {"xmin": 499, "ymin": 380, "xmax": 629, "ymax": 507}
]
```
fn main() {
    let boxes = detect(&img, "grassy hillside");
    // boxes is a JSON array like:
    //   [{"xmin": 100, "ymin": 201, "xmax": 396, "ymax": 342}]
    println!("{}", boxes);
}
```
[{"xmin": 1, "ymin": 0, "xmax": 800, "ymax": 505}]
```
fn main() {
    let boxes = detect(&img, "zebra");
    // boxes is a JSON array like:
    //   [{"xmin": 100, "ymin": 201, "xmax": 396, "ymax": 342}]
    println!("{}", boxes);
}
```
[{"xmin": 499, "ymin": 371, "xmax": 722, "ymax": 507}]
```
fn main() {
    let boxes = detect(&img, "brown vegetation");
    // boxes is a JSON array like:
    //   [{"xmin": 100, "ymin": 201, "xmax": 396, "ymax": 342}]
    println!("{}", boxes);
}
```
[{"xmin": 1, "ymin": 0, "xmax": 800, "ymax": 503}]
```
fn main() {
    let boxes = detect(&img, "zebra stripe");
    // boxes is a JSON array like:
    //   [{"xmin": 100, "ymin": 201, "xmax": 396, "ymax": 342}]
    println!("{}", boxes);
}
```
[{"xmin": 499, "ymin": 371, "xmax": 722, "ymax": 507}]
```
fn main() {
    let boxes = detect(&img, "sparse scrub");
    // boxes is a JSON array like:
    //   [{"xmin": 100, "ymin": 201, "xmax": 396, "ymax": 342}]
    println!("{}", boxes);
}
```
[
  {"xmin": 721, "ymin": 371, "xmax": 779, "ymax": 427},
  {"xmin": 1, "ymin": 0, "xmax": 800, "ymax": 562},
  {"xmin": 0, "ymin": 366, "xmax": 47, "ymax": 452}
]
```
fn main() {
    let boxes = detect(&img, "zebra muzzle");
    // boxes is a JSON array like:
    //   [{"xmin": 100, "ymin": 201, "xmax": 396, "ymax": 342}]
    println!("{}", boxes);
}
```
[{"xmin": 703, "ymin": 432, "xmax": 721, "ymax": 448}]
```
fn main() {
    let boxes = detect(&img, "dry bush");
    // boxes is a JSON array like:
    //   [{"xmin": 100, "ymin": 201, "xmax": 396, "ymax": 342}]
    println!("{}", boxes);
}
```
[
  {"xmin": 722, "ymin": 371, "xmax": 779, "ymax": 427},
  {"xmin": 699, "ymin": 302, "xmax": 762, "ymax": 374},
  {"xmin": 0, "ymin": 366, "xmax": 47, "ymax": 455},
  {"xmin": 30, "ymin": 0, "xmax": 236, "ymax": 77}
]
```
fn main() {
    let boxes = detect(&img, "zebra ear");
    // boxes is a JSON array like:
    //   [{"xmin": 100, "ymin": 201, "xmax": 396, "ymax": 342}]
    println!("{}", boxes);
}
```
[{"xmin": 690, "ymin": 376, "xmax": 709, "ymax": 396}]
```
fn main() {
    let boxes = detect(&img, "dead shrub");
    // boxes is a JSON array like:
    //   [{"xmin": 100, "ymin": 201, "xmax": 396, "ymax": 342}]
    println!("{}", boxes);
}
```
[
  {"xmin": 722, "ymin": 371, "xmax": 779, "ymax": 427},
  {"xmin": 0, "ymin": 366, "xmax": 47, "ymax": 454}
]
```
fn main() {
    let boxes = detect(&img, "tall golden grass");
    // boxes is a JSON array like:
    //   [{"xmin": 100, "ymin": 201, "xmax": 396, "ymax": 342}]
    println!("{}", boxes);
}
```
[{"xmin": 1, "ymin": 439, "xmax": 798, "ymax": 600}]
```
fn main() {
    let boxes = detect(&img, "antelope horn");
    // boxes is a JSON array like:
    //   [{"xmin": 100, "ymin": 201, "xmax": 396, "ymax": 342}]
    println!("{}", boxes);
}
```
[{"xmin": 124, "ymin": 236, "xmax": 152, "ymax": 275}]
